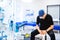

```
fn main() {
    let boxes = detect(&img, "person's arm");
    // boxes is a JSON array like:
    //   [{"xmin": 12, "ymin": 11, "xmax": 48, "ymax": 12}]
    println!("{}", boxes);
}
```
[
  {"xmin": 35, "ymin": 25, "xmax": 41, "ymax": 33},
  {"xmin": 46, "ymin": 25, "xmax": 54, "ymax": 32},
  {"xmin": 42, "ymin": 15, "xmax": 54, "ymax": 34},
  {"xmin": 41, "ymin": 25, "xmax": 54, "ymax": 35},
  {"xmin": 42, "ymin": 25, "xmax": 54, "ymax": 35},
  {"xmin": 36, "ymin": 16, "xmax": 41, "ymax": 33},
  {"xmin": 46, "ymin": 15, "xmax": 54, "ymax": 32}
]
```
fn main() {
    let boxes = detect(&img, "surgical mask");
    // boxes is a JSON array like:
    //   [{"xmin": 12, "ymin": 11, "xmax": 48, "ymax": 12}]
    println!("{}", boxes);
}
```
[{"xmin": 40, "ymin": 17, "xmax": 43, "ymax": 19}]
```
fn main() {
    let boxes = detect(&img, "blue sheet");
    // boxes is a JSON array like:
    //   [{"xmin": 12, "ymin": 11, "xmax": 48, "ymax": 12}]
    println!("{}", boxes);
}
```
[{"xmin": 16, "ymin": 22, "xmax": 60, "ymax": 32}]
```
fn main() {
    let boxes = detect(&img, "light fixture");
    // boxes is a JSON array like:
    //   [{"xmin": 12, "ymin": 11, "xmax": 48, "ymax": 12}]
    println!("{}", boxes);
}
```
[{"xmin": 21, "ymin": 0, "xmax": 33, "ymax": 3}]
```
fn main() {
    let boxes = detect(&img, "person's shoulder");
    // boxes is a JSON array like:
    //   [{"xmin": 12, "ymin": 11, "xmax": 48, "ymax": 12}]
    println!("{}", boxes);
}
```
[
  {"xmin": 37, "ymin": 16, "xmax": 39, "ymax": 18},
  {"xmin": 37, "ymin": 16, "xmax": 40, "ymax": 19},
  {"xmin": 47, "ymin": 14, "xmax": 52, "ymax": 18}
]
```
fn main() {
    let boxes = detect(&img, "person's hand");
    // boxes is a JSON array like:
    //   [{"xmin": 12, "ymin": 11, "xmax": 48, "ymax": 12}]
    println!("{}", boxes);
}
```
[
  {"xmin": 35, "ymin": 26, "xmax": 43, "ymax": 35},
  {"xmin": 35, "ymin": 26, "xmax": 39, "ymax": 29},
  {"xmin": 39, "ymin": 31, "xmax": 44, "ymax": 35},
  {"xmin": 41, "ymin": 30, "xmax": 47, "ymax": 35}
]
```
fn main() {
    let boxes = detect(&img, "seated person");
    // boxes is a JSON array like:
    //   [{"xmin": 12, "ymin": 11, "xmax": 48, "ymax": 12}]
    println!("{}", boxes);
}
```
[{"xmin": 30, "ymin": 9, "xmax": 55, "ymax": 40}]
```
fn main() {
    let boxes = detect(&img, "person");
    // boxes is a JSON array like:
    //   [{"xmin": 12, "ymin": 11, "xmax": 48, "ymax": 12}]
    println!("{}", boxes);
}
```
[{"xmin": 30, "ymin": 9, "xmax": 55, "ymax": 40}]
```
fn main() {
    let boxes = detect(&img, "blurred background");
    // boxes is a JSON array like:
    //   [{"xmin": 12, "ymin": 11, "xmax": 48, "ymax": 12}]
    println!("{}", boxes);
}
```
[{"xmin": 0, "ymin": 0, "xmax": 60, "ymax": 40}]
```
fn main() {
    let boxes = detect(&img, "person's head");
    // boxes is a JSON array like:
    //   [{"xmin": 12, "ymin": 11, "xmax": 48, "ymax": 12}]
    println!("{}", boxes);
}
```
[
  {"xmin": 39, "ymin": 9, "xmax": 45, "ymax": 17},
  {"xmin": 38, "ymin": 9, "xmax": 46, "ymax": 19}
]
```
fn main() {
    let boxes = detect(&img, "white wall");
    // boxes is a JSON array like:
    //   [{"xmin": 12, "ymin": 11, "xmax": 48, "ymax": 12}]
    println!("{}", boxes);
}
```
[
  {"xmin": 14, "ymin": 0, "xmax": 60, "ymax": 22},
  {"xmin": 0, "ymin": 0, "xmax": 60, "ymax": 24}
]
